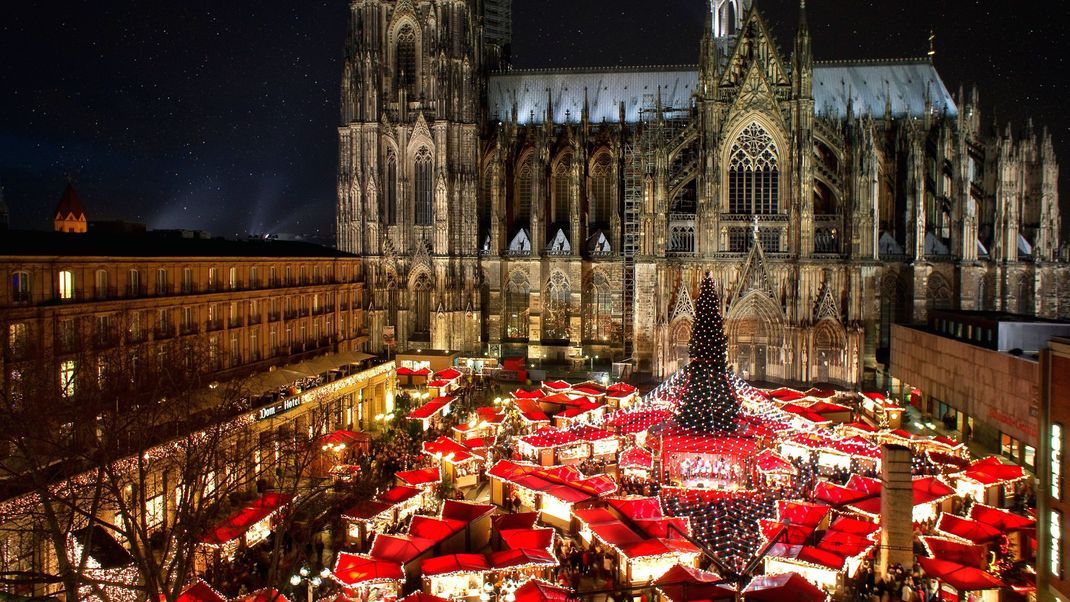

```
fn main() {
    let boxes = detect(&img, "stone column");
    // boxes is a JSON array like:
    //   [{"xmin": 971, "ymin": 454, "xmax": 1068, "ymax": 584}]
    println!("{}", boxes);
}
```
[{"xmin": 878, "ymin": 444, "xmax": 914, "ymax": 577}]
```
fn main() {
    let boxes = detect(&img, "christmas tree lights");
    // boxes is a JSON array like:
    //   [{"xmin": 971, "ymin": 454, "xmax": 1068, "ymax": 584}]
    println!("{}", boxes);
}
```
[{"xmin": 674, "ymin": 273, "xmax": 741, "ymax": 433}]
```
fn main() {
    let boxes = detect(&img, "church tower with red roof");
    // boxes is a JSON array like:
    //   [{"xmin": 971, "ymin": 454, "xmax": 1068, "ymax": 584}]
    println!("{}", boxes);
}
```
[{"xmin": 53, "ymin": 183, "xmax": 87, "ymax": 233}]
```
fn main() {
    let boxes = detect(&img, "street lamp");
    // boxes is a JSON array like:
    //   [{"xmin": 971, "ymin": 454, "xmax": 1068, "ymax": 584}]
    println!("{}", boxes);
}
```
[{"xmin": 290, "ymin": 566, "xmax": 330, "ymax": 602}]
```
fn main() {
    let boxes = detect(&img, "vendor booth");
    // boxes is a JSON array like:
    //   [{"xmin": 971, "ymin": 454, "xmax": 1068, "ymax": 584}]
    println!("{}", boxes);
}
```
[
  {"xmin": 420, "ymin": 554, "xmax": 489, "ymax": 601},
  {"xmin": 332, "ymin": 552, "xmax": 404, "ymax": 602},
  {"xmin": 953, "ymin": 457, "xmax": 1028, "ymax": 507},
  {"xmin": 396, "ymin": 467, "xmax": 442, "ymax": 490},
  {"xmin": 741, "ymin": 572, "xmax": 829, "ymax": 602},
  {"xmin": 858, "ymin": 391, "xmax": 903, "ymax": 429},
  {"xmin": 195, "ymin": 492, "xmax": 293, "ymax": 569},
  {"xmin": 653, "ymin": 564, "xmax": 735, "ymax": 602},
  {"xmin": 486, "ymin": 460, "xmax": 617, "ymax": 530},
  {"xmin": 605, "ymin": 382, "xmax": 639, "ymax": 410},
  {"xmin": 753, "ymin": 449, "xmax": 797, "ymax": 489},
  {"xmin": 170, "ymin": 580, "xmax": 227, "ymax": 602},
  {"xmin": 342, "ymin": 485, "xmax": 425, "ymax": 547},
  {"xmin": 917, "ymin": 557, "xmax": 1004, "ymax": 602},
  {"xmin": 423, "ymin": 436, "xmax": 484, "ymax": 489},
  {"xmin": 406, "ymin": 396, "xmax": 453, "ymax": 431},
  {"xmin": 969, "ymin": 503, "xmax": 1036, "ymax": 561}
]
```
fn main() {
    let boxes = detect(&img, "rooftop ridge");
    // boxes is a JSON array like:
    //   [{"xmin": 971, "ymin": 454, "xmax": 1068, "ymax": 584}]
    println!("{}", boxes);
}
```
[
  {"xmin": 490, "ymin": 64, "xmax": 700, "ymax": 76},
  {"xmin": 815, "ymin": 57, "xmax": 934, "ymax": 66}
]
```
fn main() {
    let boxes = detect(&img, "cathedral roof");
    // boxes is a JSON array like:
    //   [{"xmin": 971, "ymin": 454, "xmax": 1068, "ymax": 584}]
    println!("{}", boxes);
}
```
[{"xmin": 487, "ymin": 59, "xmax": 956, "ymax": 124}]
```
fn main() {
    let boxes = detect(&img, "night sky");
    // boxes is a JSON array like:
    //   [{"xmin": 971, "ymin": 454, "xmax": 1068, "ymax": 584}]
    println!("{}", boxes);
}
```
[{"xmin": 1, "ymin": 1, "xmax": 1066, "ymax": 241}]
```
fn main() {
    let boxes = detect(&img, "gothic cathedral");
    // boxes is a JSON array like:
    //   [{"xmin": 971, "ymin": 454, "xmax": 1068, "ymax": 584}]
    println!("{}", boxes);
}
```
[{"xmin": 336, "ymin": 0, "xmax": 1068, "ymax": 386}]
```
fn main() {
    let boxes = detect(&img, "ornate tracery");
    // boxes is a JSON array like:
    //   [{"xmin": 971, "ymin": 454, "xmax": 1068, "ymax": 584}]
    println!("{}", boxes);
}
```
[{"xmin": 728, "ymin": 122, "xmax": 780, "ymax": 215}]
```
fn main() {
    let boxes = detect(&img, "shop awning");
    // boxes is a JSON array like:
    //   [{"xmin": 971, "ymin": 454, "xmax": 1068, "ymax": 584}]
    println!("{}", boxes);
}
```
[
  {"xmin": 233, "ymin": 589, "xmax": 288, "ymax": 602},
  {"xmin": 435, "ymin": 368, "xmax": 462, "ymax": 381},
  {"xmin": 512, "ymin": 389, "xmax": 546, "ymax": 399},
  {"xmin": 608, "ymin": 496, "xmax": 666, "ymax": 520},
  {"xmin": 332, "ymin": 552, "xmax": 404, "ymax": 586},
  {"xmin": 341, "ymin": 500, "xmax": 392, "ymax": 521},
  {"xmin": 755, "ymin": 450, "xmax": 797, "ymax": 474},
  {"xmin": 422, "ymin": 436, "xmax": 477, "ymax": 463},
  {"xmin": 913, "ymin": 477, "xmax": 956, "ymax": 505},
  {"xmin": 765, "ymin": 543, "xmax": 845, "ymax": 570},
  {"xmin": 199, "ymin": 492, "xmax": 293, "ymax": 546},
  {"xmin": 742, "ymin": 571, "xmax": 829, "ymax": 601},
  {"xmin": 812, "ymin": 481, "xmax": 873, "ymax": 507},
  {"xmin": 409, "ymin": 516, "xmax": 465, "ymax": 541},
  {"xmin": 493, "ymin": 512, "xmax": 540, "ymax": 531},
  {"xmin": 441, "ymin": 500, "xmax": 495, "ymax": 524},
  {"xmin": 368, "ymin": 534, "xmax": 437, "ymax": 564},
  {"xmin": 776, "ymin": 500, "xmax": 830, "ymax": 528},
  {"xmin": 542, "ymin": 380, "xmax": 572, "ymax": 392},
  {"xmin": 500, "ymin": 527, "xmax": 555, "ymax": 551},
  {"xmin": 379, "ymin": 486, "xmax": 423, "ymax": 505},
  {"xmin": 917, "ymin": 557, "xmax": 1004, "ymax": 592},
  {"xmin": 618, "ymin": 447, "xmax": 654, "ymax": 470},
  {"xmin": 958, "ymin": 457, "xmax": 1027, "ymax": 485}
]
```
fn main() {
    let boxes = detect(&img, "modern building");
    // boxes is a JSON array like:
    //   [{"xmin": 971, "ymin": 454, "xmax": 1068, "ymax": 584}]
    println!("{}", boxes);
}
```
[
  {"xmin": 889, "ymin": 310, "xmax": 1070, "ymax": 468},
  {"xmin": 1039, "ymin": 337, "xmax": 1070, "ymax": 600},
  {"xmin": 335, "ymin": 0, "xmax": 1068, "ymax": 386},
  {"xmin": 0, "ymin": 216, "xmax": 396, "ymax": 594}
]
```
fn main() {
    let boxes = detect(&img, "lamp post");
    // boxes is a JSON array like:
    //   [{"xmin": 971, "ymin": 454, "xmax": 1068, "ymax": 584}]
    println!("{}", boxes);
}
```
[{"xmin": 290, "ymin": 566, "xmax": 330, "ymax": 602}]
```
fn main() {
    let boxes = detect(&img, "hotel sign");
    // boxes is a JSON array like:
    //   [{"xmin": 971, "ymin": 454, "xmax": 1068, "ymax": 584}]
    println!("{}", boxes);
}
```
[{"xmin": 257, "ymin": 396, "xmax": 303, "ymax": 421}]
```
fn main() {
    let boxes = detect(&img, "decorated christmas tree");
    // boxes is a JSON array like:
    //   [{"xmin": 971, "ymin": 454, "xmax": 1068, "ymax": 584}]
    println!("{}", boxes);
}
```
[{"xmin": 674, "ymin": 273, "xmax": 740, "ymax": 432}]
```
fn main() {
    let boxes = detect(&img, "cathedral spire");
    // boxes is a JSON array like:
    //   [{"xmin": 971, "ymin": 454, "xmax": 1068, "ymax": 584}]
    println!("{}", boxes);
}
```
[{"xmin": 792, "ymin": 0, "xmax": 812, "ymax": 97}]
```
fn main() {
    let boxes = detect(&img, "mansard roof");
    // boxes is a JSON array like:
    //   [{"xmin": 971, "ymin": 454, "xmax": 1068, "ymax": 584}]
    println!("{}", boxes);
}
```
[{"xmin": 487, "ymin": 59, "xmax": 957, "ymax": 124}]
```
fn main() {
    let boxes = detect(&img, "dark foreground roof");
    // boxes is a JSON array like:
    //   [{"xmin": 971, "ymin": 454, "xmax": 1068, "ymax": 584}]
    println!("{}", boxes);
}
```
[{"xmin": 0, "ymin": 229, "xmax": 354, "ymax": 259}]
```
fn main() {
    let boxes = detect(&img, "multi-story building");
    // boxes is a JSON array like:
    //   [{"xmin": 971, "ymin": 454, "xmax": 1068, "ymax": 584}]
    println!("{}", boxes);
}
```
[
  {"xmin": 0, "ymin": 199, "xmax": 396, "ymax": 594},
  {"xmin": 890, "ymin": 310, "xmax": 1070, "ymax": 467},
  {"xmin": 335, "ymin": 0, "xmax": 1069, "ymax": 386}
]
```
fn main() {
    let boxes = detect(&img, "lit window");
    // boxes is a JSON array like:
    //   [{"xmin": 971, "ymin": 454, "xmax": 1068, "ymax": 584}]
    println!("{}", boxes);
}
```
[
  {"xmin": 1053, "ymin": 510, "xmax": 1063, "ymax": 578},
  {"xmin": 59, "ymin": 360, "xmax": 76, "ymax": 398},
  {"xmin": 1053, "ymin": 423, "xmax": 1063, "ymax": 500},
  {"xmin": 58, "ymin": 270, "xmax": 74, "ymax": 300},
  {"xmin": 11, "ymin": 271, "xmax": 30, "ymax": 302}
]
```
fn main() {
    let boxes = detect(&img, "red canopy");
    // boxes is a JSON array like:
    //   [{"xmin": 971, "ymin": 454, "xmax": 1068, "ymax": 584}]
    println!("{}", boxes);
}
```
[
  {"xmin": 423, "ymin": 436, "xmax": 476, "ymax": 463},
  {"xmin": 512, "ymin": 389, "xmax": 546, "ymax": 399},
  {"xmin": 607, "ymin": 382, "xmax": 637, "ymax": 395},
  {"xmin": 399, "ymin": 594, "xmax": 451, "ymax": 602},
  {"xmin": 816, "ymin": 529, "xmax": 875, "ymax": 558},
  {"xmin": 542, "ymin": 380, "xmax": 572, "ymax": 392},
  {"xmin": 920, "ymin": 536, "xmax": 987, "ymax": 569},
  {"xmin": 608, "ymin": 496, "xmax": 666, "ymax": 520},
  {"xmin": 969, "ymin": 504, "xmax": 1036, "ymax": 532},
  {"xmin": 776, "ymin": 500, "xmax": 830, "ymax": 528},
  {"xmin": 846, "ymin": 475, "xmax": 883, "ymax": 495},
  {"xmin": 913, "ymin": 477, "xmax": 956, "ymax": 505},
  {"xmin": 489, "ymin": 548, "xmax": 557, "ymax": 568},
  {"xmin": 341, "ymin": 500, "xmax": 392, "ymax": 521},
  {"xmin": 500, "ymin": 527, "xmax": 555, "ymax": 551},
  {"xmin": 765, "ymin": 543, "xmax": 845, "ymax": 570},
  {"xmin": 514, "ymin": 398, "xmax": 550, "ymax": 422},
  {"xmin": 368, "ymin": 534, "xmax": 437, "ymax": 564},
  {"xmin": 407, "ymin": 396, "xmax": 453, "ymax": 420},
  {"xmin": 619, "ymin": 447, "xmax": 654, "ymax": 470},
  {"xmin": 409, "ymin": 516, "xmax": 465, "ymax": 541},
  {"xmin": 169, "ymin": 580, "xmax": 226, "ymax": 602},
  {"xmin": 759, "ymin": 519, "xmax": 814, "ymax": 545},
  {"xmin": 332, "ymin": 552, "xmax": 404, "ymax": 586},
  {"xmin": 513, "ymin": 579, "xmax": 575, "ymax": 602},
  {"xmin": 420, "ymin": 553, "xmax": 489, "ymax": 576},
  {"xmin": 755, "ymin": 449, "xmax": 797, "ymax": 474},
  {"xmin": 493, "ymin": 512, "xmax": 539, "ymax": 531},
  {"xmin": 319, "ymin": 429, "xmax": 370, "ymax": 448},
  {"xmin": 396, "ymin": 467, "xmax": 441, "ymax": 487},
  {"xmin": 572, "ymin": 384, "xmax": 605, "ymax": 396},
  {"xmin": 812, "ymin": 481, "xmax": 872, "ymax": 507},
  {"xmin": 441, "ymin": 499, "xmax": 495, "ymax": 523},
  {"xmin": 937, "ymin": 514, "xmax": 1003, "ymax": 544},
  {"xmin": 917, "ymin": 557, "xmax": 1004, "ymax": 592},
  {"xmin": 767, "ymin": 388, "xmax": 807, "ymax": 402},
  {"xmin": 742, "ymin": 572, "xmax": 828, "ymax": 601},
  {"xmin": 199, "ymin": 492, "xmax": 293, "ymax": 546},
  {"xmin": 435, "ymin": 368, "xmax": 462, "ymax": 380},
  {"xmin": 396, "ymin": 366, "xmax": 414, "ymax": 376},
  {"xmin": 959, "ymin": 458, "xmax": 1027, "ymax": 485}
]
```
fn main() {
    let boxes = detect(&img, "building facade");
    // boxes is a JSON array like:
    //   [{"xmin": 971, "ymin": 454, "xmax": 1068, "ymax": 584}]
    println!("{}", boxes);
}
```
[
  {"xmin": 335, "ymin": 0, "xmax": 1069, "ymax": 386},
  {"xmin": 0, "ymin": 229, "xmax": 396, "ymax": 592},
  {"xmin": 1040, "ymin": 337, "xmax": 1070, "ymax": 600}
]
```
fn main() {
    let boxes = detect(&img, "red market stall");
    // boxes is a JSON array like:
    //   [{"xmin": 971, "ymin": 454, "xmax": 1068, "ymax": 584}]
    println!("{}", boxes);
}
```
[
  {"xmin": 917, "ymin": 557, "xmax": 1004, "ymax": 602},
  {"xmin": 741, "ymin": 572, "xmax": 829, "ymax": 602},
  {"xmin": 858, "ymin": 391, "xmax": 903, "ymax": 429},
  {"xmin": 953, "ymin": 457, "xmax": 1028, "ymax": 506},
  {"xmin": 605, "ymin": 382, "xmax": 639, "ymax": 410},
  {"xmin": 342, "ymin": 486, "xmax": 426, "ymax": 547},
  {"xmin": 419, "ymin": 553, "xmax": 490, "ymax": 600},
  {"xmin": 399, "ymin": 594, "xmax": 450, "ymax": 602},
  {"xmin": 619, "ymin": 446, "xmax": 655, "ymax": 479},
  {"xmin": 969, "ymin": 503, "xmax": 1036, "ymax": 561},
  {"xmin": 396, "ymin": 467, "xmax": 442, "ymax": 490},
  {"xmin": 332, "ymin": 553, "xmax": 404, "ymax": 601},
  {"xmin": 233, "ymin": 589, "xmax": 288, "ymax": 602},
  {"xmin": 920, "ymin": 536, "xmax": 987, "ymax": 568},
  {"xmin": 486, "ymin": 460, "xmax": 617, "ymax": 530},
  {"xmin": 423, "ymin": 436, "xmax": 484, "ymax": 489},
  {"xmin": 407, "ymin": 396, "xmax": 454, "ymax": 431},
  {"xmin": 753, "ymin": 449, "xmax": 797, "ymax": 489},
  {"xmin": 196, "ymin": 492, "xmax": 293, "ymax": 567}
]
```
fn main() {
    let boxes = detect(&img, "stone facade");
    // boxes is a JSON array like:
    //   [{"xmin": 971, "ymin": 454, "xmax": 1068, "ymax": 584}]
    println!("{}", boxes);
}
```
[{"xmin": 335, "ymin": 0, "xmax": 1069, "ymax": 386}]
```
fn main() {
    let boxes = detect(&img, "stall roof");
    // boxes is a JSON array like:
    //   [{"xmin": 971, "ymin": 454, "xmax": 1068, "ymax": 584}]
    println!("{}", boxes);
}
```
[
  {"xmin": 776, "ymin": 500, "xmax": 830, "ymax": 528},
  {"xmin": 500, "ymin": 527, "xmax": 555, "ymax": 551},
  {"xmin": 233, "ymin": 589, "xmax": 288, "ymax": 602},
  {"xmin": 493, "ymin": 511, "xmax": 540, "ymax": 532},
  {"xmin": 435, "ymin": 368, "xmax": 462, "ymax": 380},
  {"xmin": 199, "ymin": 492, "xmax": 293, "ymax": 546},
  {"xmin": 399, "ymin": 594, "xmax": 451, "ymax": 602},
  {"xmin": 407, "ymin": 396, "xmax": 453, "ymax": 420},
  {"xmin": 765, "ymin": 543, "xmax": 845, "ymax": 570},
  {"xmin": 572, "ymin": 384, "xmax": 605, "ymax": 396},
  {"xmin": 513, "ymin": 579, "xmax": 575, "ymax": 602},
  {"xmin": 917, "ymin": 557, "xmax": 1004, "ymax": 592},
  {"xmin": 332, "ymin": 552, "xmax": 404, "ymax": 586},
  {"xmin": 369, "ymin": 534, "xmax": 438, "ymax": 565},
  {"xmin": 514, "ymin": 398, "xmax": 551, "ymax": 422},
  {"xmin": 170, "ymin": 580, "xmax": 226, "ymax": 602},
  {"xmin": 420, "ymin": 553, "xmax": 489, "ymax": 576},
  {"xmin": 441, "ymin": 499, "xmax": 496, "ymax": 524},
  {"xmin": 606, "ymin": 382, "xmax": 637, "ymax": 395},
  {"xmin": 937, "ymin": 514, "xmax": 1004, "ymax": 544},
  {"xmin": 542, "ymin": 380, "xmax": 572, "ymax": 392},
  {"xmin": 920, "ymin": 536, "xmax": 987, "ymax": 569},
  {"xmin": 812, "ymin": 481, "xmax": 873, "ymax": 507},
  {"xmin": 341, "ymin": 500, "xmax": 392, "ymax": 521},
  {"xmin": 607, "ymin": 496, "xmax": 666, "ymax": 520},
  {"xmin": 969, "ymin": 504, "xmax": 1036, "ymax": 532},
  {"xmin": 319, "ymin": 429, "xmax": 371, "ymax": 448},
  {"xmin": 396, "ymin": 467, "xmax": 441, "ymax": 487},
  {"xmin": 755, "ymin": 449, "xmax": 797, "ymax": 474},
  {"xmin": 380, "ymin": 486, "xmax": 424, "ymax": 505},
  {"xmin": 742, "ymin": 571, "xmax": 830, "ymax": 602},
  {"xmin": 423, "ymin": 436, "xmax": 477, "ymax": 463},
  {"xmin": 512, "ymin": 389, "xmax": 546, "ymax": 399},
  {"xmin": 490, "ymin": 548, "xmax": 558, "ymax": 569},
  {"xmin": 409, "ymin": 516, "xmax": 466, "ymax": 541},
  {"xmin": 618, "ymin": 447, "xmax": 654, "ymax": 470},
  {"xmin": 958, "ymin": 457, "xmax": 1027, "ymax": 485}
]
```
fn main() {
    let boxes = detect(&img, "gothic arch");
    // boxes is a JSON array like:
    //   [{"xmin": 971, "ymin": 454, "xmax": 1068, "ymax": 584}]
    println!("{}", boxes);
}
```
[
  {"xmin": 543, "ymin": 271, "xmax": 571, "ymax": 341},
  {"xmin": 410, "ymin": 270, "xmax": 434, "ymax": 338},
  {"xmin": 550, "ymin": 151, "xmax": 574, "ymax": 229},
  {"xmin": 412, "ymin": 146, "xmax": 434, "ymax": 226},
  {"xmin": 668, "ymin": 318, "xmax": 693, "ymax": 374},
  {"xmin": 926, "ymin": 272, "xmax": 954, "ymax": 313},
  {"xmin": 584, "ymin": 270, "xmax": 615, "ymax": 343},
  {"xmin": 588, "ymin": 150, "xmax": 615, "ymax": 227},
  {"xmin": 727, "ymin": 291, "xmax": 785, "ymax": 380},
  {"xmin": 812, "ymin": 318, "xmax": 847, "ymax": 383},
  {"xmin": 504, "ymin": 270, "xmax": 530, "ymax": 340},
  {"xmin": 722, "ymin": 121, "xmax": 784, "ymax": 215},
  {"xmin": 1016, "ymin": 273, "xmax": 1035, "ymax": 315},
  {"xmin": 721, "ymin": 113, "xmax": 788, "ymax": 172},
  {"xmin": 387, "ymin": 16, "xmax": 423, "ymax": 97},
  {"xmin": 512, "ymin": 149, "xmax": 536, "ymax": 230}
]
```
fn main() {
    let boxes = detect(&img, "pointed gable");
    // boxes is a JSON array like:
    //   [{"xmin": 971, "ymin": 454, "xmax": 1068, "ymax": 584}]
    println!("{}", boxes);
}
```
[
  {"xmin": 670, "ymin": 278, "xmax": 695, "ymax": 323},
  {"xmin": 719, "ymin": 7, "xmax": 790, "ymax": 89},
  {"xmin": 814, "ymin": 284, "xmax": 840, "ymax": 322},
  {"xmin": 731, "ymin": 229, "xmax": 777, "ymax": 308}
]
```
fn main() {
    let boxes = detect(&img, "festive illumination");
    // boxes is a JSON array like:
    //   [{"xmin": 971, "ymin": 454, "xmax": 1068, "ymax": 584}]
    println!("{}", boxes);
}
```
[{"xmin": 674, "ymin": 274, "xmax": 740, "ymax": 433}]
